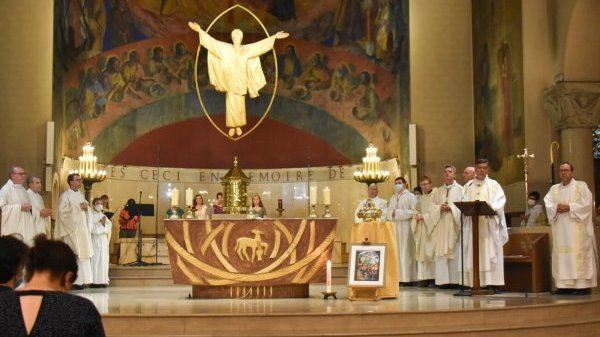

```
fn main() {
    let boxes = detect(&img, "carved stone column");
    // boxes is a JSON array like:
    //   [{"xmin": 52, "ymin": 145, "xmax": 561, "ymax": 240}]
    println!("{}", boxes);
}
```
[{"xmin": 544, "ymin": 82, "xmax": 600, "ymax": 188}]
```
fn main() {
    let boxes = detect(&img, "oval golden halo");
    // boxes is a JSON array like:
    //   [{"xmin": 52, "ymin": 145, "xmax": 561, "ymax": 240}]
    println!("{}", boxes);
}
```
[{"xmin": 193, "ymin": 4, "xmax": 279, "ymax": 141}]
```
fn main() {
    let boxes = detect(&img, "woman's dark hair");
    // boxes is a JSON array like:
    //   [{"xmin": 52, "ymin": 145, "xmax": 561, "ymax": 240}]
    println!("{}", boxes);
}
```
[
  {"xmin": 528, "ymin": 191, "xmax": 540, "ymax": 201},
  {"xmin": 252, "ymin": 194, "xmax": 264, "ymax": 207},
  {"xmin": 0, "ymin": 235, "xmax": 29, "ymax": 283},
  {"xmin": 25, "ymin": 234, "xmax": 78, "ymax": 285},
  {"xmin": 124, "ymin": 198, "xmax": 136, "ymax": 210}
]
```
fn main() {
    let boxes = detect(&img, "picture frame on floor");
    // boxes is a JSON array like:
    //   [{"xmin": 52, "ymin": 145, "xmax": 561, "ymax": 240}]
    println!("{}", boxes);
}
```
[{"xmin": 348, "ymin": 244, "xmax": 386, "ymax": 287}]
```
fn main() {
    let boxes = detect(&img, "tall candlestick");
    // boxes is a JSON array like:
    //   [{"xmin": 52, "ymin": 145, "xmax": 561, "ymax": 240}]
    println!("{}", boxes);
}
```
[
  {"xmin": 171, "ymin": 188, "xmax": 179, "ymax": 206},
  {"xmin": 278, "ymin": 198, "xmax": 283, "ymax": 209},
  {"xmin": 309, "ymin": 186, "xmax": 317, "ymax": 205},
  {"xmin": 326, "ymin": 260, "xmax": 332, "ymax": 293},
  {"xmin": 185, "ymin": 188, "xmax": 193, "ymax": 206},
  {"xmin": 323, "ymin": 187, "xmax": 331, "ymax": 205}
]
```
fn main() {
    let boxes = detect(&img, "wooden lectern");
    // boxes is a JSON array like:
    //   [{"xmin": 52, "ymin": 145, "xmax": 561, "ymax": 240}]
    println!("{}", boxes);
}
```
[{"xmin": 454, "ymin": 201, "xmax": 497, "ymax": 295}]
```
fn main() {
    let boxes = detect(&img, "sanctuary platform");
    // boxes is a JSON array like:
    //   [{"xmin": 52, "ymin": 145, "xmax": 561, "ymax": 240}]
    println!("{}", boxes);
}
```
[{"xmin": 78, "ymin": 284, "xmax": 600, "ymax": 337}]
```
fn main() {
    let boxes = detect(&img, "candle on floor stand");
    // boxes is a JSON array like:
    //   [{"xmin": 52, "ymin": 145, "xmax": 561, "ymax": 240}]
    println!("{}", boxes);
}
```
[
  {"xmin": 326, "ymin": 260, "xmax": 332, "ymax": 293},
  {"xmin": 171, "ymin": 188, "xmax": 179, "ymax": 206},
  {"xmin": 278, "ymin": 198, "xmax": 283, "ymax": 209}
]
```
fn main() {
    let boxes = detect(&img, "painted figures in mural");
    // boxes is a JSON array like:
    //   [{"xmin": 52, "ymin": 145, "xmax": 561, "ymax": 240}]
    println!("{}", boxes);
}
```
[
  {"xmin": 56, "ymin": 0, "xmax": 408, "ymax": 164},
  {"xmin": 188, "ymin": 21, "xmax": 289, "ymax": 137},
  {"xmin": 354, "ymin": 250, "xmax": 381, "ymax": 282}
]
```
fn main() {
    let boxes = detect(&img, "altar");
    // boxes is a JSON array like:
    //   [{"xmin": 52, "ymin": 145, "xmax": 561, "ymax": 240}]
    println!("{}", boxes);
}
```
[{"xmin": 164, "ymin": 218, "xmax": 337, "ymax": 298}]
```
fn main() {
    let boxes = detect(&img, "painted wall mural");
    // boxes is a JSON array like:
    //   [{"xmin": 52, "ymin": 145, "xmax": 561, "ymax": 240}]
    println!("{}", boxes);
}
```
[
  {"xmin": 472, "ymin": 0, "xmax": 525, "ymax": 184},
  {"xmin": 53, "ymin": 0, "xmax": 410, "ymax": 169}
]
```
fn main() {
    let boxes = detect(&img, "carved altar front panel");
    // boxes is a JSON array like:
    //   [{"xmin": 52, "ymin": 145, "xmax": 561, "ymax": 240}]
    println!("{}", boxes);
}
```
[{"xmin": 165, "ymin": 219, "xmax": 336, "ymax": 287}]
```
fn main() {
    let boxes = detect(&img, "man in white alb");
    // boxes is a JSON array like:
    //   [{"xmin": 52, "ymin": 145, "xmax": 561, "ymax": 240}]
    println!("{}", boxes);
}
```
[
  {"xmin": 544, "ymin": 162, "xmax": 597, "ymax": 294},
  {"xmin": 26, "ymin": 176, "xmax": 52, "ymax": 236},
  {"xmin": 430, "ymin": 165, "xmax": 462, "ymax": 287},
  {"xmin": 411, "ymin": 176, "xmax": 435, "ymax": 285},
  {"xmin": 461, "ymin": 159, "xmax": 508, "ymax": 290},
  {"xmin": 388, "ymin": 176, "xmax": 417, "ymax": 284},
  {"xmin": 354, "ymin": 183, "xmax": 387, "ymax": 223},
  {"xmin": 0, "ymin": 166, "xmax": 35, "ymax": 246},
  {"xmin": 56, "ymin": 173, "xmax": 93, "ymax": 289}
]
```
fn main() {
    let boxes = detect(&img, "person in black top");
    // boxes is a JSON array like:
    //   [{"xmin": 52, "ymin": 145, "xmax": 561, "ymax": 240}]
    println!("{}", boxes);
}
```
[
  {"xmin": 0, "ymin": 234, "xmax": 105, "ymax": 336},
  {"xmin": 0, "ymin": 234, "xmax": 29, "ymax": 291}
]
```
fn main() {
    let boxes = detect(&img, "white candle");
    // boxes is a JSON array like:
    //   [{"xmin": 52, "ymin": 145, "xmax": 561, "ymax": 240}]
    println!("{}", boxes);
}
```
[
  {"xmin": 326, "ymin": 260, "xmax": 332, "ymax": 293},
  {"xmin": 171, "ymin": 188, "xmax": 179, "ymax": 206},
  {"xmin": 309, "ymin": 186, "xmax": 317, "ymax": 205},
  {"xmin": 185, "ymin": 188, "xmax": 193, "ymax": 206},
  {"xmin": 323, "ymin": 187, "xmax": 331, "ymax": 205}
]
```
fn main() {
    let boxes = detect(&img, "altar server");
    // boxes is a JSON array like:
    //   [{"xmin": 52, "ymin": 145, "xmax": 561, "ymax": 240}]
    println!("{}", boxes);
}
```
[{"xmin": 91, "ymin": 198, "xmax": 111, "ymax": 287}]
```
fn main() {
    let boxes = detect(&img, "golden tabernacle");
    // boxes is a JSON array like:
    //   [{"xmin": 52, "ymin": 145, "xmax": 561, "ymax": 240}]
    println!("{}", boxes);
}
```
[
  {"xmin": 221, "ymin": 157, "xmax": 250, "ymax": 214},
  {"xmin": 165, "ymin": 218, "xmax": 337, "ymax": 298}
]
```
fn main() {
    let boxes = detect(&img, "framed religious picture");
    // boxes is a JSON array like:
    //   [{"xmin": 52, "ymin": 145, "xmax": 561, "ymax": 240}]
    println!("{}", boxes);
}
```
[{"xmin": 347, "ymin": 244, "xmax": 386, "ymax": 287}]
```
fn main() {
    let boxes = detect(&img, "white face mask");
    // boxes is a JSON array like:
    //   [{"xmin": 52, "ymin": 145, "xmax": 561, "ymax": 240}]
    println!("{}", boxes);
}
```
[
  {"xmin": 94, "ymin": 204, "xmax": 103, "ymax": 212},
  {"xmin": 527, "ymin": 199, "xmax": 536, "ymax": 206},
  {"xmin": 395, "ymin": 183, "xmax": 404, "ymax": 192}
]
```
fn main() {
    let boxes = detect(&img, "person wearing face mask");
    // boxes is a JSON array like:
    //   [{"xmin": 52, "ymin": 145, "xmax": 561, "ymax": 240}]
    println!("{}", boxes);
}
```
[
  {"xmin": 354, "ymin": 183, "xmax": 387, "ymax": 223},
  {"xmin": 520, "ymin": 191, "xmax": 544, "ymax": 227},
  {"xmin": 387, "ymin": 177, "xmax": 418, "ymax": 285},
  {"xmin": 90, "ymin": 198, "xmax": 111, "ymax": 288}
]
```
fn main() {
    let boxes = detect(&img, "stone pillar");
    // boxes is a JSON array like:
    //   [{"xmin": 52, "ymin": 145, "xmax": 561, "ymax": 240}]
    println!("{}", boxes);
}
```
[{"xmin": 544, "ymin": 82, "xmax": 600, "ymax": 188}]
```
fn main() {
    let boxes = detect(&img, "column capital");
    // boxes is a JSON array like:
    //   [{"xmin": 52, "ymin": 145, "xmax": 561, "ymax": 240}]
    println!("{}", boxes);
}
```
[{"xmin": 543, "ymin": 82, "xmax": 600, "ymax": 131}]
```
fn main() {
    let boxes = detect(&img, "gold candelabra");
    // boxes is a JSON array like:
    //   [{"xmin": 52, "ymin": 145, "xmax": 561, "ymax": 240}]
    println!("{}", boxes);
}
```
[
  {"xmin": 353, "ymin": 143, "xmax": 390, "ymax": 186},
  {"xmin": 70, "ymin": 142, "xmax": 106, "ymax": 202},
  {"xmin": 353, "ymin": 144, "xmax": 389, "ymax": 221}
]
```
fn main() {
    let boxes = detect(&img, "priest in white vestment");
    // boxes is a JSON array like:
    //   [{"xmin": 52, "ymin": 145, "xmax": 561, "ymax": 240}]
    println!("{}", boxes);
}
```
[
  {"xmin": 354, "ymin": 183, "xmax": 388, "ymax": 223},
  {"xmin": 90, "ymin": 198, "xmax": 111, "ymax": 287},
  {"xmin": 411, "ymin": 176, "xmax": 435, "ymax": 282},
  {"xmin": 460, "ymin": 159, "xmax": 508, "ymax": 288},
  {"xmin": 56, "ymin": 173, "xmax": 93, "ymax": 287},
  {"xmin": 430, "ymin": 165, "xmax": 462, "ymax": 286},
  {"xmin": 188, "ymin": 22, "xmax": 289, "ymax": 137},
  {"xmin": 544, "ymin": 162, "xmax": 597, "ymax": 292},
  {"xmin": 0, "ymin": 166, "xmax": 35, "ymax": 246},
  {"xmin": 26, "ymin": 176, "xmax": 52, "ymax": 236},
  {"xmin": 387, "ymin": 177, "xmax": 418, "ymax": 283}
]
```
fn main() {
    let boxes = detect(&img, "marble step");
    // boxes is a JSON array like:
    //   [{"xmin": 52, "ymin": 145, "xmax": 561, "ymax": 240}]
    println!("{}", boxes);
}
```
[{"xmin": 108, "ymin": 264, "xmax": 349, "ymax": 286}]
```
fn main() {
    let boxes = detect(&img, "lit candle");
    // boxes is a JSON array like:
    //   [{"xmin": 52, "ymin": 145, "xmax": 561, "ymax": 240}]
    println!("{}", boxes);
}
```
[
  {"xmin": 185, "ymin": 188, "xmax": 193, "ymax": 206},
  {"xmin": 323, "ymin": 187, "xmax": 331, "ymax": 205},
  {"xmin": 326, "ymin": 260, "xmax": 332, "ymax": 293},
  {"xmin": 171, "ymin": 188, "xmax": 179, "ymax": 206},
  {"xmin": 309, "ymin": 186, "xmax": 317, "ymax": 205},
  {"xmin": 278, "ymin": 198, "xmax": 283, "ymax": 209}
]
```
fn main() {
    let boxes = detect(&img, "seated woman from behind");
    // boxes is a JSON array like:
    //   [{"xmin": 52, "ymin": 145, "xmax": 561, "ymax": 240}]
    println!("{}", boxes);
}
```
[{"xmin": 0, "ymin": 234, "xmax": 105, "ymax": 337}]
